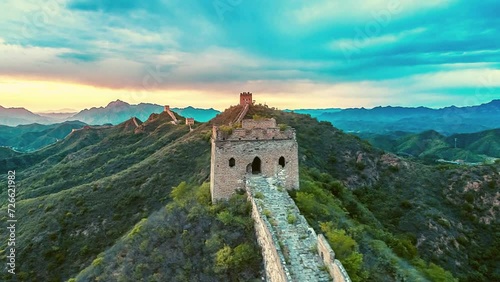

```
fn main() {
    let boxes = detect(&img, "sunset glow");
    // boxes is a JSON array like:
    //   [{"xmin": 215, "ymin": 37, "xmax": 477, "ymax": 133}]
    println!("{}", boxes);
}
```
[{"xmin": 0, "ymin": 0, "xmax": 499, "ymax": 111}]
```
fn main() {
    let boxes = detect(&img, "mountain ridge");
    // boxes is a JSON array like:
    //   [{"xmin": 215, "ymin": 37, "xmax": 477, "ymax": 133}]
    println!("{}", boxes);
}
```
[
  {"xmin": 0, "ymin": 102, "xmax": 221, "ymax": 126},
  {"xmin": 0, "ymin": 103, "xmax": 497, "ymax": 281},
  {"xmin": 0, "ymin": 120, "xmax": 88, "ymax": 152},
  {"xmin": 357, "ymin": 129, "xmax": 500, "ymax": 163},
  {"xmin": 317, "ymin": 99, "xmax": 500, "ymax": 135},
  {"xmin": 0, "ymin": 105, "xmax": 52, "ymax": 126}
]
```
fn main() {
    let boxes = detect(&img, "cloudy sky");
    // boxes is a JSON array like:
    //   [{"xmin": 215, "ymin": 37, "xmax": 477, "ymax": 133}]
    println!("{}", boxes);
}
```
[{"xmin": 0, "ymin": 0, "xmax": 499, "ymax": 112}]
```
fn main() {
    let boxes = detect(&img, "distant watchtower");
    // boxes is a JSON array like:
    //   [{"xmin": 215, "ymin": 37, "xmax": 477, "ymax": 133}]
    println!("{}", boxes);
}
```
[
  {"xmin": 210, "ymin": 117, "xmax": 299, "ymax": 202},
  {"xmin": 240, "ymin": 92, "xmax": 253, "ymax": 105}
]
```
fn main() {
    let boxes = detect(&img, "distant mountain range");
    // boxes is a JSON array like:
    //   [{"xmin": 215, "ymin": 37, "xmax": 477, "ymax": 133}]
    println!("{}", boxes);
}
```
[
  {"xmin": 71, "ymin": 100, "xmax": 163, "ymax": 125},
  {"xmin": 357, "ymin": 128, "xmax": 500, "ymax": 163},
  {"xmin": 171, "ymin": 106, "xmax": 220, "ymax": 123},
  {"xmin": 1, "ymin": 99, "xmax": 499, "ymax": 135},
  {"xmin": 284, "ymin": 108, "xmax": 342, "ymax": 118},
  {"xmin": 37, "ymin": 112, "xmax": 78, "ymax": 121},
  {"xmin": 0, "ymin": 105, "xmax": 53, "ymax": 126},
  {"xmin": 0, "ymin": 100, "xmax": 220, "ymax": 151},
  {"xmin": 0, "ymin": 100, "xmax": 221, "ymax": 126},
  {"xmin": 317, "ymin": 100, "xmax": 500, "ymax": 135}
]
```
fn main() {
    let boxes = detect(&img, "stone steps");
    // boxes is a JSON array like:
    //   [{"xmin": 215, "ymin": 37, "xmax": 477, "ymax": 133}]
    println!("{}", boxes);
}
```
[{"xmin": 247, "ymin": 176, "xmax": 331, "ymax": 282}]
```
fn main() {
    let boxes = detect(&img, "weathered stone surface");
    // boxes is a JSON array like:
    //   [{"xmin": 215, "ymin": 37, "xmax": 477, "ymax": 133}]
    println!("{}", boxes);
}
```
[
  {"xmin": 242, "ymin": 118, "xmax": 278, "ymax": 130},
  {"xmin": 209, "ymin": 96, "xmax": 350, "ymax": 281},
  {"xmin": 250, "ymin": 191, "xmax": 291, "ymax": 282},
  {"xmin": 318, "ymin": 235, "xmax": 351, "ymax": 282},
  {"xmin": 210, "ymin": 119, "xmax": 299, "ymax": 202},
  {"xmin": 247, "ymin": 176, "xmax": 332, "ymax": 282}
]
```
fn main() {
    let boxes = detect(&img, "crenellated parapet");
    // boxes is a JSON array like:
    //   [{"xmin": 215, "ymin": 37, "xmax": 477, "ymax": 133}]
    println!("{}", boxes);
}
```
[
  {"xmin": 213, "ymin": 127, "xmax": 295, "ymax": 142},
  {"xmin": 240, "ymin": 92, "xmax": 253, "ymax": 105},
  {"xmin": 212, "ymin": 118, "xmax": 296, "ymax": 142}
]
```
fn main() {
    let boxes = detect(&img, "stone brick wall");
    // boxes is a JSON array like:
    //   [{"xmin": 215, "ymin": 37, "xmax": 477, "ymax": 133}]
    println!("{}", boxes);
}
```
[
  {"xmin": 334, "ymin": 260, "xmax": 351, "ymax": 282},
  {"xmin": 249, "ymin": 192, "xmax": 291, "ymax": 282},
  {"xmin": 163, "ymin": 106, "xmax": 178, "ymax": 123},
  {"xmin": 247, "ymin": 176, "xmax": 332, "ymax": 281},
  {"xmin": 240, "ymin": 92, "xmax": 253, "ymax": 105},
  {"xmin": 210, "ymin": 136, "xmax": 299, "ymax": 201},
  {"xmin": 215, "ymin": 127, "xmax": 295, "ymax": 142},
  {"xmin": 214, "ymin": 119, "xmax": 294, "ymax": 142},
  {"xmin": 318, "ymin": 234, "xmax": 337, "ymax": 279},
  {"xmin": 211, "ymin": 116, "xmax": 299, "ymax": 201},
  {"xmin": 242, "ymin": 118, "xmax": 277, "ymax": 129},
  {"xmin": 318, "ymin": 234, "xmax": 351, "ymax": 282},
  {"xmin": 318, "ymin": 234, "xmax": 335, "ymax": 263}
]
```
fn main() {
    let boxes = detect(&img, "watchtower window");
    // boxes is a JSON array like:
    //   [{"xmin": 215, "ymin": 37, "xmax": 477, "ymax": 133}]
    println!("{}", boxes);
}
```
[
  {"xmin": 252, "ymin": 157, "xmax": 261, "ymax": 174},
  {"xmin": 229, "ymin": 158, "xmax": 235, "ymax": 167},
  {"xmin": 279, "ymin": 156, "xmax": 285, "ymax": 168}
]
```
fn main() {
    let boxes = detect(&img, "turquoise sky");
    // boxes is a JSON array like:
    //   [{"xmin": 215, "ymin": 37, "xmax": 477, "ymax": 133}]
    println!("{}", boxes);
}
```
[{"xmin": 0, "ymin": 0, "xmax": 499, "ymax": 111}]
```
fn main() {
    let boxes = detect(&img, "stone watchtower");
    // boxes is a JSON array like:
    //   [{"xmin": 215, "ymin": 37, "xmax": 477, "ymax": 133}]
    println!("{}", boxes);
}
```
[
  {"xmin": 210, "ymin": 118, "xmax": 299, "ymax": 201},
  {"xmin": 240, "ymin": 92, "xmax": 253, "ymax": 105}
]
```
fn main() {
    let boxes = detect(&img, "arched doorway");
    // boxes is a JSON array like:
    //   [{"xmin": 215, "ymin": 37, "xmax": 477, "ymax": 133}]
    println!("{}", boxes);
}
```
[
  {"xmin": 252, "ymin": 157, "xmax": 261, "ymax": 174},
  {"xmin": 279, "ymin": 156, "xmax": 285, "ymax": 168}
]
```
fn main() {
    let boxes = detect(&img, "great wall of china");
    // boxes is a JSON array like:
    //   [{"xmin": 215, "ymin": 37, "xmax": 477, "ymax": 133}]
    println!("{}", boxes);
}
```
[
  {"xmin": 68, "ymin": 92, "xmax": 352, "ymax": 281},
  {"xmin": 210, "ymin": 93, "xmax": 351, "ymax": 282}
]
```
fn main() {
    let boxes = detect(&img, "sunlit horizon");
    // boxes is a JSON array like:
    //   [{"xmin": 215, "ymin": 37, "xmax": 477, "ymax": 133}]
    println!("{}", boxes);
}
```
[
  {"xmin": 2, "ymin": 75, "xmax": 498, "ymax": 113},
  {"xmin": 1, "ymin": 1, "xmax": 499, "ymax": 112}
]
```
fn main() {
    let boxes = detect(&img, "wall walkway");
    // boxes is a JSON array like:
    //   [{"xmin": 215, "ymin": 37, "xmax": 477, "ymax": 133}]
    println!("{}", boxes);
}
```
[
  {"xmin": 247, "ymin": 175, "xmax": 351, "ymax": 282},
  {"xmin": 233, "ymin": 103, "xmax": 250, "ymax": 125}
]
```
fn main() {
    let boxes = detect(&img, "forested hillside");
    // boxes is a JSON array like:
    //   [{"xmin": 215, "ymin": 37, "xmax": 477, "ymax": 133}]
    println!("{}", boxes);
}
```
[
  {"xmin": 357, "ymin": 129, "xmax": 500, "ymax": 163},
  {"xmin": 0, "ymin": 121, "xmax": 87, "ymax": 152},
  {"xmin": 0, "ymin": 104, "xmax": 497, "ymax": 281}
]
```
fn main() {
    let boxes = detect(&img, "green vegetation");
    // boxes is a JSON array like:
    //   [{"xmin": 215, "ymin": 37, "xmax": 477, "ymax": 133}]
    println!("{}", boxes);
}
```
[
  {"xmin": 0, "ymin": 103, "xmax": 497, "ymax": 281},
  {"xmin": 252, "ymin": 114, "xmax": 268, "ymax": 120},
  {"xmin": 263, "ymin": 209, "xmax": 272, "ymax": 218},
  {"xmin": 0, "ymin": 121, "xmax": 87, "ymax": 152},
  {"xmin": 0, "ymin": 111, "xmax": 209, "ymax": 281},
  {"xmin": 291, "ymin": 168, "xmax": 458, "ymax": 281},
  {"xmin": 255, "ymin": 104, "xmax": 498, "ymax": 281},
  {"xmin": 357, "ymin": 129, "xmax": 500, "ymax": 163},
  {"xmin": 353, "ymin": 163, "xmax": 499, "ymax": 281},
  {"xmin": 287, "ymin": 213, "xmax": 297, "ymax": 224},
  {"xmin": 0, "ymin": 147, "xmax": 20, "ymax": 159},
  {"xmin": 218, "ymin": 125, "xmax": 233, "ymax": 135},
  {"xmin": 73, "ymin": 182, "xmax": 261, "ymax": 281},
  {"xmin": 254, "ymin": 191, "xmax": 264, "ymax": 199}
]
